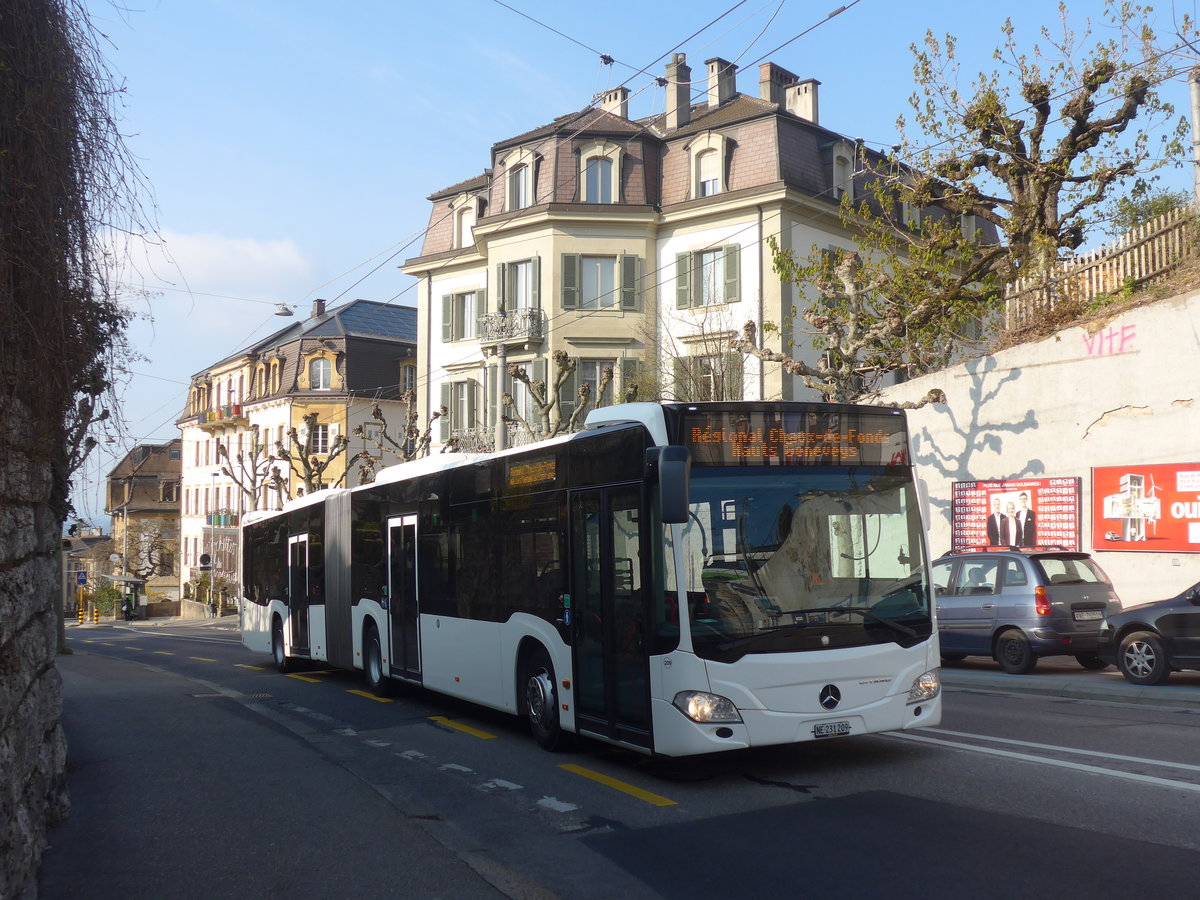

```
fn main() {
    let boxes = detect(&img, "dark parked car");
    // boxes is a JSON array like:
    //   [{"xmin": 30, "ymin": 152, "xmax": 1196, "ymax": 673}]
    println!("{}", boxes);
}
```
[
  {"xmin": 933, "ymin": 548, "xmax": 1123, "ymax": 674},
  {"xmin": 1097, "ymin": 581, "xmax": 1200, "ymax": 684}
]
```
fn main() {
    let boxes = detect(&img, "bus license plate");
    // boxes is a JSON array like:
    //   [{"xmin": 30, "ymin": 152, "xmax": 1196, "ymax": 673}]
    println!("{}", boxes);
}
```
[
  {"xmin": 1074, "ymin": 610, "xmax": 1103, "ymax": 621},
  {"xmin": 813, "ymin": 721, "xmax": 851, "ymax": 738}
]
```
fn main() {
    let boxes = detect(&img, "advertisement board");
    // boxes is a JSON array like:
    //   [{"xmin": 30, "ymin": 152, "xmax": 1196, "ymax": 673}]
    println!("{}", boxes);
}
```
[
  {"xmin": 951, "ymin": 478, "xmax": 1082, "ymax": 552},
  {"xmin": 1092, "ymin": 463, "xmax": 1200, "ymax": 552}
]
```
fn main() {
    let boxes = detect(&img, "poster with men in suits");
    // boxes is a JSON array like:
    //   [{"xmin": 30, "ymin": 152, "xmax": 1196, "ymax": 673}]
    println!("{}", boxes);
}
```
[{"xmin": 951, "ymin": 478, "xmax": 1080, "ymax": 552}]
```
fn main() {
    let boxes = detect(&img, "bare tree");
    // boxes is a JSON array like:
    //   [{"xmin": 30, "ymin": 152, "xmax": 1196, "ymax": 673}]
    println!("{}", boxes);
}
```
[
  {"xmin": 120, "ymin": 516, "xmax": 179, "ymax": 582},
  {"xmin": 502, "ymin": 350, "xmax": 619, "ymax": 442},
  {"xmin": 216, "ymin": 424, "xmax": 276, "ymax": 512},
  {"xmin": 274, "ymin": 411, "xmax": 361, "ymax": 496},
  {"xmin": 352, "ymin": 392, "xmax": 446, "ymax": 483}
]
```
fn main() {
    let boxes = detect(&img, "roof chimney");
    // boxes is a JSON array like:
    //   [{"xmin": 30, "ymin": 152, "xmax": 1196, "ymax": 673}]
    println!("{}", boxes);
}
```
[
  {"xmin": 311, "ymin": 298, "xmax": 327, "ymax": 318},
  {"xmin": 785, "ymin": 78, "xmax": 820, "ymax": 124},
  {"xmin": 665, "ymin": 53, "xmax": 691, "ymax": 131},
  {"xmin": 706, "ymin": 57, "xmax": 737, "ymax": 108},
  {"xmin": 599, "ymin": 86, "xmax": 629, "ymax": 119},
  {"xmin": 758, "ymin": 62, "xmax": 799, "ymax": 106}
]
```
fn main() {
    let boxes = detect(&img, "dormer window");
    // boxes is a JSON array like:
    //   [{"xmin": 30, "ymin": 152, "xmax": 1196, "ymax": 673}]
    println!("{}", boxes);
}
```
[
  {"xmin": 698, "ymin": 151, "xmax": 720, "ymax": 197},
  {"xmin": 509, "ymin": 164, "xmax": 530, "ymax": 210},
  {"xmin": 309, "ymin": 358, "xmax": 332, "ymax": 390},
  {"xmin": 584, "ymin": 157, "xmax": 612, "ymax": 203},
  {"xmin": 688, "ymin": 133, "xmax": 727, "ymax": 199},
  {"xmin": 456, "ymin": 201, "xmax": 477, "ymax": 248},
  {"xmin": 831, "ymin": 140, "xmax": 855, "ymax": 202}
]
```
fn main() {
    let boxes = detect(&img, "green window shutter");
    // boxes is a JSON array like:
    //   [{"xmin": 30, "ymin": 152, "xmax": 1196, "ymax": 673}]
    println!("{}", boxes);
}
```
[
  {"xmin": 675, "ymin": 252, "xmax": 691, "ymax": 309},
  {"xmin": 723, "ymin": 352, "xmax": 745, "ymax": 400},
  {"xmin": 467, "ymin": 380, "xmax": 478, "ymax": 428},
  {"xmin": 442, "ymin": 296, "xmax": 453, "ymax": 342},
  {"xmin": 440, "ymin": 383, "xmax": 451, "ymax": 440},
  {"xmin": 495, "ymin": 263, "xmax": 507, "ymax": 312},
  {"xmin": 558, "ymin": 362, "xmax": 578, "ymax": 422},
  {"xmin": 476, "ymin": 289, "xmax": 487, "ymax": 337},
  {"xmin": 531, "ymin": 357, "xmax": 546, "ymax": 391},
  {"xmin": 531, "ymin": 255, "xmax": 541, "ymax": 309},
  {"xmin": 723, "ymin": 244, "xmax": 740, "ymax": 303},
  {"xmin": 620, "ymin": 358, "xmax": 639, "ymax": 402},
  {"xmin": 620, "ymin": 255, "xmax": 639, "ymax": 310},
  {"xmin": 672, "ymin": 358, "xmax": 688, "ymax": 400},
  {"xmin": 561, "ymin": 253, "xmax": 580, "ymax": 309}
]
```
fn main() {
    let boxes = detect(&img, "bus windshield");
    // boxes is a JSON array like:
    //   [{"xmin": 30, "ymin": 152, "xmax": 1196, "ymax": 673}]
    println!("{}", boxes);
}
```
[{"xmin": 669, "ymin": 467, "xmax": 932, "ymax": 662}]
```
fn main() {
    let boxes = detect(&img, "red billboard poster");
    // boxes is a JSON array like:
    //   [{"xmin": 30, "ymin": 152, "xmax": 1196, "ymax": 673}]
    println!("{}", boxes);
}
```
[
  {"xmin": 1092, "ymin": 463, "xmax": 1200, "ymax": 552},
  {"xmin": 950, "ymin": 478, "xmax": 1081, "ymax": 552}
]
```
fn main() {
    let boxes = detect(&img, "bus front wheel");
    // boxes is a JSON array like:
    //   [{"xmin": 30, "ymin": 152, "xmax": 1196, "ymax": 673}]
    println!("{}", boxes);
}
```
[
  {"xmin": 272, "ymin": 619, "xmax": 291, "ymax": 673},
  {"xmin": 524, "ymin": 648, "xmax": 568, "ymax": 752}
]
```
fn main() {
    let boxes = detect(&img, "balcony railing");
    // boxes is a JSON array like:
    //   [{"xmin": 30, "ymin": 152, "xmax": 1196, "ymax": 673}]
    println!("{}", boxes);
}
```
[
  {"xmin": 205, "ymin": 511, "xmax": 240, "ymax": 527},
  {"xmin": 479, "ymin": 309, "xmax": 543, "ymax": 344},
  {"xmin": 197, "ymin": 404, "xmax": 249, "ymax": 432}
]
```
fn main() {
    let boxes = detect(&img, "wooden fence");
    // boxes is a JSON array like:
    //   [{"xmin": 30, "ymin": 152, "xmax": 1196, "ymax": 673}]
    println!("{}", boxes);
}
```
[{"xmin": 1006, "ymin": 206, "xmax": 1198, "ymax": 327}]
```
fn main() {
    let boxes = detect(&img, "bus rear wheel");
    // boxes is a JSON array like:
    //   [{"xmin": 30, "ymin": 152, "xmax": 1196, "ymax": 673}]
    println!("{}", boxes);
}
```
[
  {"xmin": 364, "ymin": 624, "xmax": 391, "ymax": 697},
  {"xmin": 524, "ymin": 648, "xmax": 568, "ymax": 752},
  {"xmin": 272, "ymin": 619, "xmax": 291, "ymax": 674}
]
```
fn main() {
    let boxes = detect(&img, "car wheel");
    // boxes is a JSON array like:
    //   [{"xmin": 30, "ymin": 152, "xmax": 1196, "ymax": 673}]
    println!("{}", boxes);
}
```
[
  {"xmin": 1117, "ymin": 631, "xmax": 1171, "ymax": 685},
  {"xmin": 940, "ymin": 652, "xmax": 967, "ymax": 663},
  {"xmin": 1074, "ymin": 651, "xmax": 1109, "ymax": 671},
  {"xmin": 364, "ymin": 624, "xmax": 391, "ymax": 697},
  {"xmin": 995, "ymin": 629, "xmax": 1037, "ymax": 674},
  {"xmin": 524, "ymin": 647, "xmax": 569, "ymax": 752},
  {"xmin": 272, "ymin": 619, "xmax": 291, "ymax": 674}
]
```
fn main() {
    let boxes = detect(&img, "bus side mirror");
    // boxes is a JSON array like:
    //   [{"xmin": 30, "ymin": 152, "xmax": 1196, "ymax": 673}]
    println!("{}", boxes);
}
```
[{"xmin": 647, "ymin": 446, "xmax": 690, "ymax": 524}]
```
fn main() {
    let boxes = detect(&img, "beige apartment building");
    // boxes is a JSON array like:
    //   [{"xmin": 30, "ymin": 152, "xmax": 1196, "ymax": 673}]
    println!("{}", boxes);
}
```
[{"xmin": 403, "ymin": 52, "xmax": 927, "ymax": 450}]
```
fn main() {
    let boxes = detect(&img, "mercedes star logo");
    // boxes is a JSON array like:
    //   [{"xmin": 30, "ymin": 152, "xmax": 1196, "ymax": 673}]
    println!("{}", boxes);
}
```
[{"xmin": 819, "ymin": 684, "xmax": 841, "ymax": 710}]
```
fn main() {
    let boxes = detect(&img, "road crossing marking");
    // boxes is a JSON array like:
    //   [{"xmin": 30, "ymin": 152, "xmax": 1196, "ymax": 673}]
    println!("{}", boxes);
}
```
[
  {"xmin": 348, "ymin": 689, "xmax": 393, "ymax": 704},
  {"xmin": 558, "ymin": 764, "xmax": 678, "ymax": 807},
  {"xmin": 285, "ymin": 673, "xmax": 322, "ymax": 683},
  {"xmin": 429, "ymin": 716, "xmax": 497, "ymax": 740},
  {"xmin": 235, "ymin": 664, "xmax": 265, "ymax": 671},
  {"xmin": 892, "ymin": 732, "xmax": 1200, "ymax": 794}
]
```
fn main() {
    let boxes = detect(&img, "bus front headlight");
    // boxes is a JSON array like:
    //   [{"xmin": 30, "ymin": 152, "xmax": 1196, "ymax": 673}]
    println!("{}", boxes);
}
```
[
  {"xmin": 907, "ymin": 669, "xmax": 940, "ymax": 704},
  {"xmin": 673, "ymin": 691, "xmax": 742, "ymax": 724}
]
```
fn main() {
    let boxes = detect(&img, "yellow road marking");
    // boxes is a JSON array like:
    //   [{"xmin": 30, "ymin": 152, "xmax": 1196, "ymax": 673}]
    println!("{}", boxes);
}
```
[
  {"xmin": 98, "ymin": 642, "xmax": 114, "ymax": 647},
  {"xmin": 125, "ymin": 646, "xmax": 142, "ymax": 651},
  {"xmin": 429, "ymin": 716, "xmax": 497, "ymax": 740},
  {"xmin": 348, "ymin": 689, "xmax": 393, "ymax": 704},
  {"xmin": 190, "ymin": 657, "xmax": 217, "ymax": 662},
  {"xmin": 154, "ymin": 651, "xmax": 175, "ymax": 656},
  {"xmin": 285, "ymin": 673, "xmax": 321, "ymax": 683},
  {"xmin": 559, "ymin": 764, "xmax": 678, "ymax": 807},
  {"xmin": 236, "ymin": 664, "xmax": 265, "ymax": 671}
]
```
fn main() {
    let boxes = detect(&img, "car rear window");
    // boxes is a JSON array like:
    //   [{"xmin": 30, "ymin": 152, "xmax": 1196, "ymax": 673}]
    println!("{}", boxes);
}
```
[{"xmin": 1034, "ymin": 555, "xmax": 1111, "ymax": 586}]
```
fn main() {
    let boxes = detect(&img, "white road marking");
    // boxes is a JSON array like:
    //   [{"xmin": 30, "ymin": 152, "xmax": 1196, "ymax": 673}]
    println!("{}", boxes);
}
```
[
  {"xmin": 892, "ymin": 732, "xmax": 1200, "ymax": 793},
  {"xmin": 923, "ymin": 727, "xmax": 1200, "ymax": 774},
  {"xmin": 537, "ymin": 796, "xmax": 580, "ymax": 813},
  {"xmin": 480, "ymin": 779, "xmax": 524, "ymax": 792},
  {"xmin": 440, "ymin": 763, "xmax": 474, "ymax": 774}
]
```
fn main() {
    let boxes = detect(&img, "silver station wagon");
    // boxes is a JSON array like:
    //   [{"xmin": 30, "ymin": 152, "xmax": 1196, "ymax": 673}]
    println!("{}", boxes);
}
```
[{"xmin": 932, "ymin": 548, "xmax": 1123, "ymax": 674}]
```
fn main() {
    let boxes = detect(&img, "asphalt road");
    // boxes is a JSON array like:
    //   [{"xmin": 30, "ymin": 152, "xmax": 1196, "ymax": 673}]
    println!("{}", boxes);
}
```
[{"xmin": 39, "ymin": 619, "xmax": 1200, "ymax": 899}]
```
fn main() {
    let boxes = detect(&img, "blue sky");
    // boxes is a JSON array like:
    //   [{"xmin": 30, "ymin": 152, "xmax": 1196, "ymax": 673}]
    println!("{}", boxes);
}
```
[{"xmin": 72, "ymin": 0, "xmax": 1198, "ymax": 523}]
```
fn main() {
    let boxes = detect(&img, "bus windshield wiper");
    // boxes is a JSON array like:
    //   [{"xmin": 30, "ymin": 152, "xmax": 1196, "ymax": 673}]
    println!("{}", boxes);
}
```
[{"xmin": 802, "ymin": 606, "xmax": 919, "ymax": 639}]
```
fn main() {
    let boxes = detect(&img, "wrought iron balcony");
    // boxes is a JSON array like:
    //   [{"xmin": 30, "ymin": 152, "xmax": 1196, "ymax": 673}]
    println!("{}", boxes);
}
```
[
  {"xmin": 197, "ymin": 404, "xmax": 250, "ymax": 432},
  {"xmin": 479, "ymin": 309, "xmax": 543, "ymax": 345}
]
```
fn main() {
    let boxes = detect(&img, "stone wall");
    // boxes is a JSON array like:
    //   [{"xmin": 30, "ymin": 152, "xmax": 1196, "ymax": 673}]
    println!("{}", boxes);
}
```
[
  {"xmin": 0, "ymin": 393, "xmax": 70, "ymax": 898},
  {"xmin": 880, "ymin": 289, "xmax": 1200, "ymax": 607}
]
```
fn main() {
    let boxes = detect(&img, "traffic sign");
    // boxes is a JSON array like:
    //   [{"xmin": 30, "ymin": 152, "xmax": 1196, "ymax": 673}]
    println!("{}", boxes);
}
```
[{"xmin": 75, "ymin": 571, "xmax": 87, "ymax": 586}]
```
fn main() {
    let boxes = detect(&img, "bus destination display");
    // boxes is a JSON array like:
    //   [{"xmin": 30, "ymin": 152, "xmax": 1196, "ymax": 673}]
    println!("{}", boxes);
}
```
[{"xmin": 683, "ymin": 409, "xmax": 909, "ymax": 467}]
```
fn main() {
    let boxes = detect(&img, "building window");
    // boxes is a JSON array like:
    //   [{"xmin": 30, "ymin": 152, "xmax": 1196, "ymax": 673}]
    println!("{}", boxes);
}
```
[
  {"xmin": 456, "ymin": 202, "xmax": 477, "ymax": 248},
  {"xmin": 674, "ymin": 246, "xmax": 741, "ymax": 308},
  {"xmin": 402, "ymin": 364, "xmax": 417, "ymax": 393},
  {"xmin": 310, "ymin": 358, "xmax": 332, "ymax": 390},
  {"xmin": 169, "ymin": 446, "xmax": 180, "ymax": 461},
  {"xmin": 584, "ymin": 157, "xmax": 613, "ymax": 204},
  {"xmin": 496, "ymin": 258, "xmax": 539, "ymax": 311},
  {"xmin": 160, "ymin": 481, "xmax": 179, "ymax": 503},
  {"xmin": 697, "ymin": 150, "xmax": 720, "ymax": 197},
  {"xmin": 561, "ymin": 254, "xmax": 640, "ymax": 310},
  {"xmin": 439, "ymin": 380, "xmax": 479, "ymax": 440},
  {"xmin": 674, "ymin": 353, "xmax": 745, "ymax": 401},
  {"xmin": 508, "ymin": 164, "xmax": 530, "ymax": 211},
  {"xmin": 310, "ymin": 424, "xmax": 329, "ymax": 455},
  {"xmin": 442, "ymin": 291, "xmax": 481, "ymax": 342},
  {"xmin": 833, "ymin": 146, "xmax": 854, "ymax": 202}
]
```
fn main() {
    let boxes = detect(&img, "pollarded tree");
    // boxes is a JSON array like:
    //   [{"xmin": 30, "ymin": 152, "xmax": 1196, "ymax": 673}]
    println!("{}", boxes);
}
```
[
  {"xmin": 216, "ymin": 424, "xmax": 276, "ymax": 512},
  {"xmin": 502, "ymin": 350, "xmax": 618, "ymax": 442},
  {"xmin": 119, "ymin": 516, "xmax": 179, "ymax": 582},
  {"xmin": 274, "ymin": 411, "xmax": 361, "ymax": 496},
  {"xmin": 352, "ymin": 392, "xmax": 447, "ymax": 484}
]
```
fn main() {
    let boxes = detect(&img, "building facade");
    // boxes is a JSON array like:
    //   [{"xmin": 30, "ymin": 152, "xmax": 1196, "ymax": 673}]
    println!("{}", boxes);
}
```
[
  {"xmin": 176, "ymin": 299, "xmax": 418, "ymax": 599},
  {"xmin": 104, "ymin": 440, "xmax": 182, "ymax": 601},
  {"xmin": 403, "ymin": 53, "xmax": 944, "ymax": 450}
]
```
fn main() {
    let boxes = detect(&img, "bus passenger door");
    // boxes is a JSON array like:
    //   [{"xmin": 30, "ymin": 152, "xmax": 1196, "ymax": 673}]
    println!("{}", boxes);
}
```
[
  {"xmin": 288, "ymin": 534, "xmax": 310, "ymax": 653},
  {"xmin": 387, "ymin": 515, "xmax": 420, "ymax": 677},
  {"xmin": 570, "ymin": 486, "xmax": 651, "ymax": 750}
]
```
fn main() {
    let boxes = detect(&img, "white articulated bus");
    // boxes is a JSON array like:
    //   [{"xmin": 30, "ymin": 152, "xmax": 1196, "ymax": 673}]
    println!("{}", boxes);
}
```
[{"xmin": 240, "ymin": 401, "xmax": 941, "ymax": 756}]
